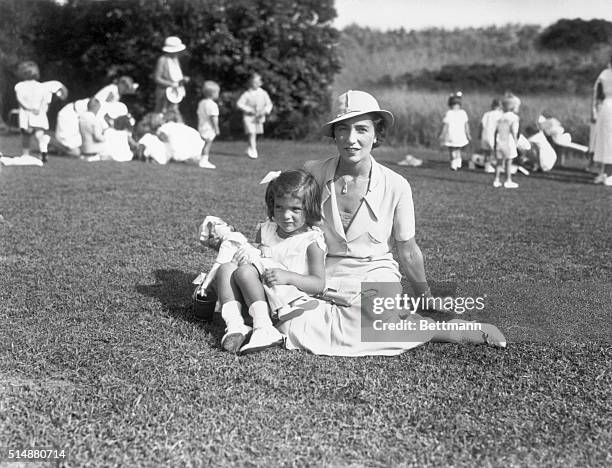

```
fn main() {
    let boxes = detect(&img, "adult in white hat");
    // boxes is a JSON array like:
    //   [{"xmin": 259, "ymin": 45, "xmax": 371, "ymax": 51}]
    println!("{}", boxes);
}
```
[
  {"xmin": 154, "ymin": 36, "xmax": 189, "ymax": 115},
  {"xmin": 276, "ymin": 90, "xmax": 506, "ymax": 356}
]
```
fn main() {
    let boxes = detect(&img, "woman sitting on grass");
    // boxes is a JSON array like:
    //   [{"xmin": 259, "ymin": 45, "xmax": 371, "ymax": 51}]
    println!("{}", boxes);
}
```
[{"xmin": 277, "ymin": 90, "xmax": 506, "ymax": 356}]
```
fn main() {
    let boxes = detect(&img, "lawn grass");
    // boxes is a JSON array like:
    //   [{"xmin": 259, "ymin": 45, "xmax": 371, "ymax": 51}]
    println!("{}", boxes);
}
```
[{"xmin": 0, "ymin": 134, "xmax": 611, "ymax": 467}]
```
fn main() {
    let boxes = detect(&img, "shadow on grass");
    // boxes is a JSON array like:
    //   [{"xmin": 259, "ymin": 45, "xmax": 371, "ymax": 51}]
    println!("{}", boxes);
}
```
[{"xmin": 135, "ymin": 269, "xmax": 223, "ymax": 335}]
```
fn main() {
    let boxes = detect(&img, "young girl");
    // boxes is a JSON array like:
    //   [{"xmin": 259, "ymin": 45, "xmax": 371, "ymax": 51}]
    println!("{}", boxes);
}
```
[
  {"xmin": 197, "ymin": 80, "xmax": 220, "ymax": 169},
  {"xmin": 14, "ymin": 61, "xmax": 67, "ymax": 163},
  {"xmin": 215, "ymin": 170, "xmax": 326, "ymax": 354},
  {"xmin": 493, "ymin": 93, "xmax": 521, "ymax": 188},
  {"xmin": 478, "ymin": 98, "xmax": 502, "ymax": 173},
  {"xmin": 236, "ymin": 73, "xmax": 273, "ymax": 159},
  {"xmin": 440, "ymin": 91, "xmax": 470, "ymax": 170}
]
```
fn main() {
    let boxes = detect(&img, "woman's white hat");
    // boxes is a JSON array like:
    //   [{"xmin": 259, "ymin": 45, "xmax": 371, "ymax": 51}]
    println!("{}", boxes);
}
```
[
  {"xmin": 321, "ymin": 90, "xmax": 394, "ymax": 137},
  {"xmin": 162, "ymin": 36, "xmax": 186, "ymax": 53}
]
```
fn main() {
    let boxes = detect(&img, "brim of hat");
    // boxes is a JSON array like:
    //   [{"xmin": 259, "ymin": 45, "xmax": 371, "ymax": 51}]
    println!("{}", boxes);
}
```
[
  {"xmin": 163, "ymin": 45, "xmax": 186, "ymax": 53},
  {"xmin": 166, "ymin": 87, "xmax": 186, "ymax": 103},
  {"xmin": 320, "ymin": 110, "xmax": 394, "ymax": 137}
]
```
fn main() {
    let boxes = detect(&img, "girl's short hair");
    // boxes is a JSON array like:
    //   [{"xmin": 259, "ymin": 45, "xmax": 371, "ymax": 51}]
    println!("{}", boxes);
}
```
[
  {"xmin": 502, "ymin": 93, "xmax": 521, "ymax": 112},
  {"xmin": 17, "ymin": 61, "xmax": 40, "ymax": 81},
  {"xmin": 202, "ymin": 80, "xmax": 220, "ymax": 98},
  {"xmin": 248, "ymin": 72, "xmax": 261, "ymax": 85},
  {"xmin": 114, "ymin": 115, "xmax": 132, "ymax": 131},
  {"xmin": 448, "ymin": 94, "xmax": 462, "ymax": 107},
  {"xmin": 265, "ymin": 170, "xmax": 322, "ymax": 226}
]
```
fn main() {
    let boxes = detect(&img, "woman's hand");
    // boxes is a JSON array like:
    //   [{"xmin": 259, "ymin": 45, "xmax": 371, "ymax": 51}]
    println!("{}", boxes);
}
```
[{"xmin": 262, "ymin": 268, "xmax": 290, "ymax": 286}]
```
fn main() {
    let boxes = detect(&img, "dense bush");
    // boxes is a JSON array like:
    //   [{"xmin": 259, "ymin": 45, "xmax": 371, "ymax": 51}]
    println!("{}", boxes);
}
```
[
  {"xmin": 538, "ymin": 19, "xmax": 612, "ymax": 51},
  {"xmin": 1, "ymin": 0, "xmax": 340, "ymax": 139},
  {"xmin": 376, "ymin": 62, "xmax": 601, "ymax": 95}
]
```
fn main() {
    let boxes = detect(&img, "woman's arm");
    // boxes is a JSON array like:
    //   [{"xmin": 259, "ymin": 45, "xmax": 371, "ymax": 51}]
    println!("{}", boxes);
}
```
[
  {"xmin": 396, "ymin": 237, "xmax": 430, "ymax": 296},
  {"xmin": 262, "ymin": 242, "xmax": 325, "ymax": 295}
]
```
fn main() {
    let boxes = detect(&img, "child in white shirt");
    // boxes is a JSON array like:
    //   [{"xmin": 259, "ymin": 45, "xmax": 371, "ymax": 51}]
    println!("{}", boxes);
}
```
[
  {"xmin": 14, "ymin": 61, "xmax": 67, "ymax": 163},
  {"xmin": 440, "ymin": 92, "xmax": 471, "ymax": 170},
  {"xmin": 478, "ymin": 99, "xmax": 502, "ymax": 173},
  {"xmin": 197, "ymin": 80, "xmax": 220, "ymax": 169},
  {"xmin": 236, "ymin": 73, "xmax": 273, "ymax": 159}
]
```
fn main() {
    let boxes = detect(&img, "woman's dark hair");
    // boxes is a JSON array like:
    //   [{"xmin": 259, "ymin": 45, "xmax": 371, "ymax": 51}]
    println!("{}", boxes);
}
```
[
  {"xmin": 372, "ymin": 116, "xmax": 387, "ymax": 148},
  {"xmin": 265, "ymin": 170, "xmax": 322, "ymax": 226}
]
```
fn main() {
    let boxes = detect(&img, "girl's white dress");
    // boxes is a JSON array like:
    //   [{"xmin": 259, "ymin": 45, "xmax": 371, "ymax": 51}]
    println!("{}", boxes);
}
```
[
  {"xmin": 593, "ymin": 67, "xmax": 612, "ymax": 164},
  {"xmin": 441, "ymin": 109, "xmax": 469, "ymax": 148},
  {"xmin": 480, "ymin": 109, "xmax": 503, "ymax": 151},
  {"xmin": 259, "ymin": 220, "xmax": 326, "ymax": 276},
  {"xmin": 495, "ymin": 112, "xmax": 520, "ymax": 160},
  {"xmin": 258, "ymin": 220, "xmax": 326, "ymax": 313}
]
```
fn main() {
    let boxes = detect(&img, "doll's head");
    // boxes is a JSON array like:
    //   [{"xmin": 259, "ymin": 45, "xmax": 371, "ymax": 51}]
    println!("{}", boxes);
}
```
[{"xmin": 265, "ymin": 170, "xmax": 321, "ymax": 231}]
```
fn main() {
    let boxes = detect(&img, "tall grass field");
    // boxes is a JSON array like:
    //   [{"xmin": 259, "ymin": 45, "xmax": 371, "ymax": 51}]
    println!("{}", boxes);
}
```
[{"xmin": 334, "ymin": 25, "xmax": 605, "ymax": 148}]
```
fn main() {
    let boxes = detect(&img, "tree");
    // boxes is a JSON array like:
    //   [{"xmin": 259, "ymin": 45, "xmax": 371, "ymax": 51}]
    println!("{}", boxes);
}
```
[{"xmin": 19, "ymin": 0, "xmax": 341, "ymax": 138}]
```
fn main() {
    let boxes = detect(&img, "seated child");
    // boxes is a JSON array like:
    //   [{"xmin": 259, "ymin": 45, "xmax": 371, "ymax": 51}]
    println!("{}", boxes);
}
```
[
  {"xmin": 214, "ymin": 170, "xmax": 326, "ymax": 354},
  {"xmin": 79, "ymin": 98, "xmax": 105, "ymax": 158},
  {"xmin": 86, "ymin": 115, "xmax": 134, "ymax": 162}
]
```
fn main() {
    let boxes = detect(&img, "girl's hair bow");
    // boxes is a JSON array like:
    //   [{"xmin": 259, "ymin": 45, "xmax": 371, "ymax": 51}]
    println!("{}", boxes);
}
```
[{"xmin": 259, "ymin": 171, "xmax": 281, "ymax": 185}]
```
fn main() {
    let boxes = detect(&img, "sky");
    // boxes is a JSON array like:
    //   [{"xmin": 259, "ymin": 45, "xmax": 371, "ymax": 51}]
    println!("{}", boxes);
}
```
[{"xmin": 334, "ymin": 0, "xmax": 611, "ymax": 30}]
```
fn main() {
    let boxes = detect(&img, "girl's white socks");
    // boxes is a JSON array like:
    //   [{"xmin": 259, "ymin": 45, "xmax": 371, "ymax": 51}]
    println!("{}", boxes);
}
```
[
  {"xmin": 221, "ymin": 301, "xmax": 244, "ymax": 331},
  {"xmin": 248, "ymin": 301, "xmax": 273, "ymax": 329}
]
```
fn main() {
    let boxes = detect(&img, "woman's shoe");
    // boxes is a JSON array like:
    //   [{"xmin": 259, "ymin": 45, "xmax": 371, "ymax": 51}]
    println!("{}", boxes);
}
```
[
  {"xmin": 239, "ymin": 326, "xmax": 283, "ymax": 354},
  {"xmin": 504, "ymin": 180, "xmax": 519, "ymax": 188},
  {"xmin": 480, "ymin": 324, "xmax": 507, "ymax": 348},
  {"xmin": 493, "ymin": 179, "xmax": 502, "ymax": 188}
]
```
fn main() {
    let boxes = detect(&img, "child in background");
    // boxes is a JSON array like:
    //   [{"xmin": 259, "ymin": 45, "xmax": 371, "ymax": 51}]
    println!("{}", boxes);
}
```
[
  {"xmin": 79, "ymin": 98, "xmax": 105, "ymax": 158},
  {"xmin": 85, "ymin": 115, "xmax": 134, "ymax": 162},
  {"xmin": 440, "ymin": 92, "xmax": 470, "ymax": 170},
  {"xmin": 197, "ymin": 80, "xmax": 220, "ymax": 169},
  {"xmin": 14, "ymin": 61, "xmax": 67, "ymax": 163},
  {"xmin": 493, "ymin": 93, "xmax": 521, "ymax": 188},
  {"xmin": 215, "ymin": 170, "xmax": 326, "ymax": 354},
  {"xmin": 478, "ymin": 98, "xmax": 502, "ymax": 173},
  {"xmin": 236, "ymin": 73, "xmax": 273, "ymax": 159}
]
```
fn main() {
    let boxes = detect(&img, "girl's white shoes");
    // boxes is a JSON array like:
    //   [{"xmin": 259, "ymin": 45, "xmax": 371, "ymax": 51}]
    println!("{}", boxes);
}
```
[
  {"xmin": 240, "ymin": 326, "xmax": 283, "ymax": 354},
  {"xmin": 450, "ymin": 158, "xmax": 462, "ymax": 171},
  {"xmin": 593, "ymin": 173, "xmax": 612, "ymax": 185},
  {"xmin": 221, "ymin": 324, "xmax": 252, "ymax": 354}
]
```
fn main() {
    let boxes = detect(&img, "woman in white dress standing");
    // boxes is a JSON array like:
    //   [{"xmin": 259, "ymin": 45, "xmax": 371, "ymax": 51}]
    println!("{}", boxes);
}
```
[{"xmin": 592, "ymin": 54, "xmax": 612, "ymax": 186}]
